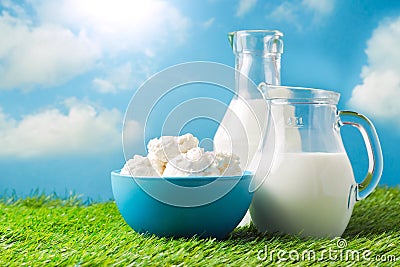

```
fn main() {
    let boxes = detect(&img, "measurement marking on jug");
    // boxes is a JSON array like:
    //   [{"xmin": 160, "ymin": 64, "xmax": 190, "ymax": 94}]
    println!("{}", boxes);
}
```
[{"xmin": 287, "ymin": 116, "xmax": 304, "ymax": 128}]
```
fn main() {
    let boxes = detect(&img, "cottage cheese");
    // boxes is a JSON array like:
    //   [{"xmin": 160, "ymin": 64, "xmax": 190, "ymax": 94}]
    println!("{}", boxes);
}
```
[
  {"xmin": 121, "ymin": 134, "xmax": 242, "ymax": 177},
  {"xmin": 120, "ymin": 155, "xmax": 160, "ymax": 176},
  {"xmin": 147, "ymin": 133, "xmax": 199, "ymax": 164},
  {"xmin": 163, "ymin": 147, "xmax": 220, "ymax": 177}
]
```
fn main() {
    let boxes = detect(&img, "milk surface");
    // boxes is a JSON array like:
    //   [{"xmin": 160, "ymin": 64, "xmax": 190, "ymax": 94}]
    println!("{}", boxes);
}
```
[{"xmin": 250, "ymin": 152, "xmax": 357, "ymax": 238}]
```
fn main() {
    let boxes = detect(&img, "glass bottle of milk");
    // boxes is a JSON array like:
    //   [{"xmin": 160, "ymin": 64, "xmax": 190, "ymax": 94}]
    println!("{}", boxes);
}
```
[
  {"xmin": 213, "ymin": 30, "xmax": 284, "ymax": 226},
  {"xmin": 214, "ymin": 30, "xmax": 284, "ymax": 171}
]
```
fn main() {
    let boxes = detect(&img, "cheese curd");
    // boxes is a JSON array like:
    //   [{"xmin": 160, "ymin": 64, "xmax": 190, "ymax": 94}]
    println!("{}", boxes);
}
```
[
  {"xmin": 121, "ymin": 134, "xmax": 242, "ymax": 177},
  {"xmin": 120, "ymin": 155, "xmax": 160, "ymax": 176}
]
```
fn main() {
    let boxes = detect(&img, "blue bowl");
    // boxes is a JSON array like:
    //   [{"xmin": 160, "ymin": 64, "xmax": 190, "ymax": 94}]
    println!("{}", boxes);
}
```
[{"xmin": 111, "ymin": 170, "xmax": 253, "ymax": 239}]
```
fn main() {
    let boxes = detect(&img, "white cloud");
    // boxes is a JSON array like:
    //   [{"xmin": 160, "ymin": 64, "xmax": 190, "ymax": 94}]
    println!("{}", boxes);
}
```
[
  {"xmin": 0, "ymin": 11, "xmax": 101, "ymax": 90},
  {"xmin": 0, "ymin": 0, "xmax": 189, "ymax": 91},
  {"xmin": 34, "ymin": 0, "xmax": 190, "ymax": 53},
  {"xmin": 0, "ymin": 98, "xmax": 134, "ymax": 158},
  {"xmin": 269, "ymin": 2, "xmax": 298, "ymax": 24},
  {"xmin": 0, "ymin": 0, "xmax": 28, "ymax": 17},
  {"xmin": 92, "ymin": 60, "xmax": 154, "ymax": 94},
  {"xmin": 348, "ymin": 17, "xmax": 400, "ymax": 124},
  {"xmin": 302, "ymin": 0, "xmax": 334, "ymax": 15},
  {"xmin": 92, "ymin": 79, "xmax": 117, "ymax": 94},
  {"xmin": 92, "ymin": 63, "xmax": 134, "ymax": 94},
  {"xmin": 123, "ymin": 119, "xmax": 144, "ymax": 157},
  {"xmin": 236, "ymin": 0, "xmax": 257, "ymax": 17},
  {"xmin": 268, "ymin": 0, "xmax": 335, "ymax": 27},
  {"xmin": 203, "ymin": 17, "xmax": 215, "ymax": 29}
]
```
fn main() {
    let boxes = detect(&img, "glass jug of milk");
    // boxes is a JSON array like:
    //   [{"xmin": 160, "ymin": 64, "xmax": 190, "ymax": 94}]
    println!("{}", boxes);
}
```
[
  {"xmin": 250, "ymin": 85, "xmax": 383, "ymax": 238},
  {"xmin": 214, "ymin": 30, "xmax": 283, "ymax": 171}
]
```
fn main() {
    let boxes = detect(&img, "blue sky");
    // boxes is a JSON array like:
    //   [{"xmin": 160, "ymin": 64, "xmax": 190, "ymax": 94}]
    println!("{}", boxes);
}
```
[{"xmin": 0, "ymin": 0, "xmax": 399, "ymax": 200}]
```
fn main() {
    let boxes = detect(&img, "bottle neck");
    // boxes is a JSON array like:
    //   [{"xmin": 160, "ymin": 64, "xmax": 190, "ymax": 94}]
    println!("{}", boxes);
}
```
[{"xmin": 235, "ymin": 53, "xmax": 281, "ymax": 98}]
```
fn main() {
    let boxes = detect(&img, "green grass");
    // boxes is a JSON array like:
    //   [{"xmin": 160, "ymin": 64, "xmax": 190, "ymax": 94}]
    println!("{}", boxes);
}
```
[{"xmin": 0, "ymin": 187, "xmax": 399, "ymax": 266}]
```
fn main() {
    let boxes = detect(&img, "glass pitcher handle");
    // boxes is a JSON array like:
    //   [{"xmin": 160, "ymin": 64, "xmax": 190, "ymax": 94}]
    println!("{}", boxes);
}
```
[{"xmin": 339, "ymin": 110, "xmax": 384, "ymax": 201}]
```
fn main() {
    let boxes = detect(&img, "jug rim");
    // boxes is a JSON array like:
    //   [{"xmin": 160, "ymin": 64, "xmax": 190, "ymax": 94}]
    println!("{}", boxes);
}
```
[{"xmin": 262, "ymin": 84, "xmax": 340, "ymax": 105}]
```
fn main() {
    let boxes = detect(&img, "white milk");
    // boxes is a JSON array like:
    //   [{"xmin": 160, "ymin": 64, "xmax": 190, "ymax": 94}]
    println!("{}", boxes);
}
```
[
  {"xmin": 214, "ymin": 98, "xmax": 267, "ymax": 172},
  {"xmin": 250, "ymin": 152, "xmax": 357, "ymax": 238},
  {"xmin": 214, "ymin": 98, "xmax": 303, "ymax": 227},
  {"xmin": 214, "ymin": 99, "xmax": 268, "ymax": 227},
  {"xmin": 214, "ymin": 98, "xmax": 303, "ymax": 169}
]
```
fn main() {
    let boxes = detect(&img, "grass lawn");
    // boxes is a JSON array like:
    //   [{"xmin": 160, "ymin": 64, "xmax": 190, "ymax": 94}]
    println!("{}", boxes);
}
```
[{"xmin": 0, "ymin": 187, "xmax": 399, "ymax": 266}]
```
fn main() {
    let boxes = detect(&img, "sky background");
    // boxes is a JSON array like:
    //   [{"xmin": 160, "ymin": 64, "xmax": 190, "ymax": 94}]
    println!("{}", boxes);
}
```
[{"xmin": 0, "ymin": 0, "xmax": 399, "ymax": 200}]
